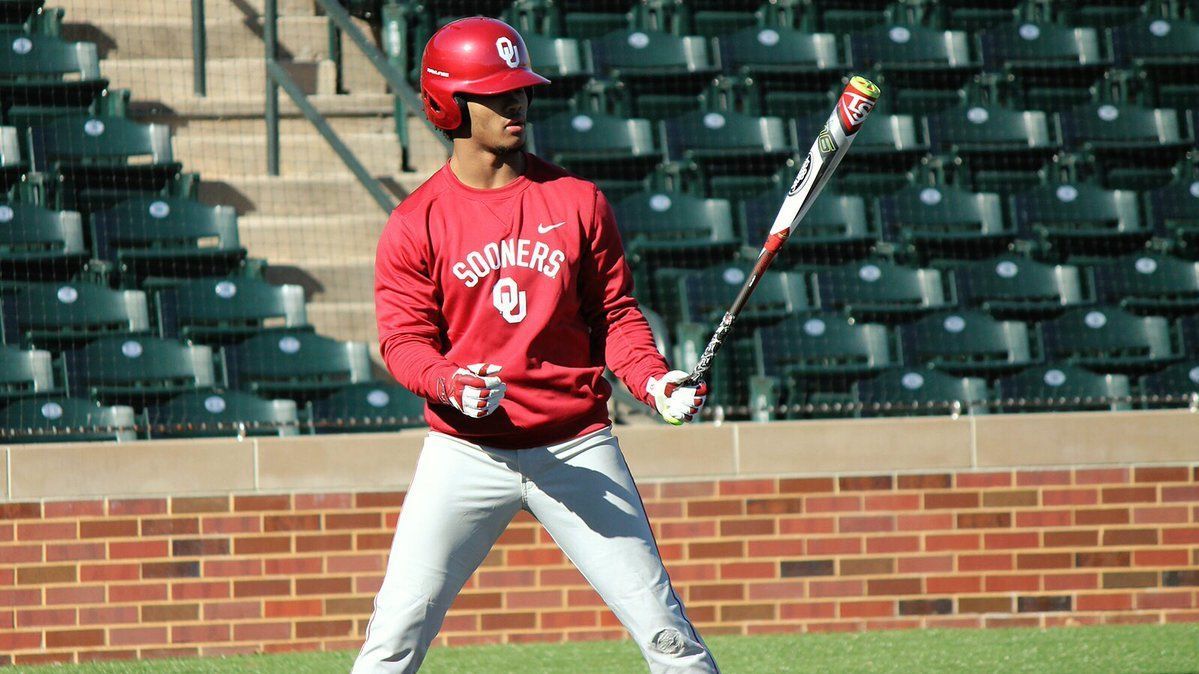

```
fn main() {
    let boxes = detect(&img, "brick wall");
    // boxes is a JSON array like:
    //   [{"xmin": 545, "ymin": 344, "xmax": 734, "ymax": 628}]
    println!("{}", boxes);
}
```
[{"xmin": 2, "ymin": 465, "xmax": 1198, "ymax": 666}]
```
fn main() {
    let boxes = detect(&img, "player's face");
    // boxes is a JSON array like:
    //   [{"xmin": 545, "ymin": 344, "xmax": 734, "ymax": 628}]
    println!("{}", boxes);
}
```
[{"xmin": 463, "ymin": 89, "xmax": 528, "ymax": 154}]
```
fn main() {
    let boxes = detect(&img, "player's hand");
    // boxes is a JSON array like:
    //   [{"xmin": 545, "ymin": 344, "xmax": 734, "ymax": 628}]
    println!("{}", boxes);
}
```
[
  {"xmin": 448, "ymin": 363, "xmax": 506, "ymax": 419},
  {"xmin": 646, "ymin": 370, "xmax": 708, "ymax": 426}
]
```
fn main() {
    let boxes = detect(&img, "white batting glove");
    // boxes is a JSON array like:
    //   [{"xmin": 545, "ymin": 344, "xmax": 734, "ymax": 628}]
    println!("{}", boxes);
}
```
[
  {"xmin": 448, "ymin": 363, "xmax": 506, "ymax": 419},
  {"xmin": 646, "ymin": 370, "xmax": 708, "ymax": 426}
]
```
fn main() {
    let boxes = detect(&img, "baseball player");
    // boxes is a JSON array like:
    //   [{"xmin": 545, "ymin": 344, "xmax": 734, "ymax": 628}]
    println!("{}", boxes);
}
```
[{"xmin": 351, "ymin": 16, "xmax": 718, "ymax": 674}]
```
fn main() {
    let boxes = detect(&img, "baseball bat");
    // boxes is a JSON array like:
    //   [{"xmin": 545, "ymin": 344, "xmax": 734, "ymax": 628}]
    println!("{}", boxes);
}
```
[{"xmin": 679, "ymin": 76, "xmax": 881, "ymax": 388}]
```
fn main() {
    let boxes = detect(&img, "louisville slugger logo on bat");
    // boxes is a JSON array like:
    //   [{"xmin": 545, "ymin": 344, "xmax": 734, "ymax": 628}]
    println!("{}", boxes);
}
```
[{"xmin": 682, "ymin": 76, "xmax": 881, "ymax": 388}]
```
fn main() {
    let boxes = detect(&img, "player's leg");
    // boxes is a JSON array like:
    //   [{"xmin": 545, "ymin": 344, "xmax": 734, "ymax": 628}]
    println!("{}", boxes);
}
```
[
  {"xmin": 352, "ymin": 433, "xmax": 523, "ymax": 674},
  {"xmin": 521, "ymin": 428, "xmax": 719, "ymax": 673}
]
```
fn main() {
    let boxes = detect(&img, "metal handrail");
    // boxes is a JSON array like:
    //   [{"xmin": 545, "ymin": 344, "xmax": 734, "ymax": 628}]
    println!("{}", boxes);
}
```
[
  {"xmin": 264, "ymin": 0, "xmax": 397, "ymax": 212},
  {"xmin": 192, "ymin": 0, "xmax": 206, "ymax": 96}
]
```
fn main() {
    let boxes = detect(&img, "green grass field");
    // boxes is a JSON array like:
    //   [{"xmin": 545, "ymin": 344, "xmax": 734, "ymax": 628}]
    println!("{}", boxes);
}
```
[{"xmin": 9, "ymin": 624, "xmax": 1199, "ymax": 673}]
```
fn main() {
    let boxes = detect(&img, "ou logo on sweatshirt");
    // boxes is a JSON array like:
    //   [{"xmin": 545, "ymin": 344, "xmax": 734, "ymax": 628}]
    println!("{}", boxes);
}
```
[{"xmin": 493, "ymin": 278, "xmax": 526, "ymax": 323}]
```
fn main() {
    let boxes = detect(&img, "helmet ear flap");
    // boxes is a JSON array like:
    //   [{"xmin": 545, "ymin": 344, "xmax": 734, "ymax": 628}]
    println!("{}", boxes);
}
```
[{"xmin": 453, "ymin": 94, "xmax": 470, "ymax": 135}]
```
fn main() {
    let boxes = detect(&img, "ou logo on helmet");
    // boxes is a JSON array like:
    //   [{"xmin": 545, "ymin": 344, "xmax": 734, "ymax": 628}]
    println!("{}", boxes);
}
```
[{"xmin": 496, "ymin": 37, "xmax": 519, "ymax": 68}]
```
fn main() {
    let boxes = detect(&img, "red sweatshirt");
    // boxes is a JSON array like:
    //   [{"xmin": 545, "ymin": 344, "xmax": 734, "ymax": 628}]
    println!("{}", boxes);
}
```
[{"xmin": 375, "ymin": 152, "xmax": 669, "ymax": 449}]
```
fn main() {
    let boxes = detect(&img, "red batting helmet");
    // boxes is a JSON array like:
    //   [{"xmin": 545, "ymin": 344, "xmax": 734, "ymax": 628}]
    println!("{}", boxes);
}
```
[{"xmin": 419, "ymin": 17, "xmax": 551, "ymax": 131}]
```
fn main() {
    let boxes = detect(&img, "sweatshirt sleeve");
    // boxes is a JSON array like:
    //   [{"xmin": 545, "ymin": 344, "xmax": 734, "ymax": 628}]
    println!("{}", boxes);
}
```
[
  {"xmin": 374, "ymin": 209, "xmax": 459, "ymax": 404},
  {"xmin": 578, "ymin": 187, "xmax": 670, "ymax": 407}
]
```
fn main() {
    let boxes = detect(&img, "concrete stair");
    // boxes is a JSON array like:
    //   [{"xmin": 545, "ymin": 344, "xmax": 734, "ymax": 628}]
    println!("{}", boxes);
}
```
[{"xmin": 58, "ymin": 0, "xmax": 448, "ymax": 348}]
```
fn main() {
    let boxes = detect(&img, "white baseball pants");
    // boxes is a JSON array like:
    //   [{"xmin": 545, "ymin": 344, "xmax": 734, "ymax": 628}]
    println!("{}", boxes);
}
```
[{"xmin": 351, "ymin": 426, "xmax": 719, "ymax": 673}]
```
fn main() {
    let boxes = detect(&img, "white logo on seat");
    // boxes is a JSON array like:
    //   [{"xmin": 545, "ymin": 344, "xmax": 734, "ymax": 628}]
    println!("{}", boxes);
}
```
[
  {"xmin": 149, "ymin": 201, "xmax": 170, "ymax": 218},
  {"xmin": 204, "ymin": 396, "xmax": 226, "ymax": 414},
  {"xmin": 649, "ymin": 194, "xmax": 672, "ymax": 212},
  {"xmin": 889, "ymin": 26, "xmax": 911, "ymax": 44},
  {"xmin": 1189, "ymin": 366, "xmax": 1199, "ymax": 384},
  {"xmin": 121, "ymin": 340, "xmax": 143, "ymax": 358},
  {"xmin": 1044, "ymin": 369, "xmax": 1066, "ymax": 386},
  {"xmin": 803, "ymin": 318, "xmax": 826, "ymax": 336},
  {"xmin": 56, "ymin": 286, "xmax": 78, "ymax": 304},
  {"xmin": 901, "ymin": 372, "xmax": 925, "ymax": 390},
  {"xmin": 279, "ymin": 336, "xmax": 301, "ymax": 353},
  {"xmin": 1150, "ymin": 20, "xmax": 1171, "ymax": 37},
  {"xmin": 967, "ymin": 107, "xmax": 989, "ymax": 124},
  {"xmin": 571, "ymin": 114, "xmax": 593, "ymax": 132},
  {"xmin": 859, "ymin": 264, "xmax": 882, "ymax": 282},
  {"xmin": 703, "ymin": 113, "xmax": 726, "ymax": 130},
  {"xmin": 757, "ymin": 29, "xmax": 780, "ymax": 46},
  {"xmin": 0, "ymin": 205, "xmax": 12, "ymax": 222},
  {"xmin": 1189, "ymin": 181, "xmax": 1199, "ymax": 198},
  {"xmin": 628, "ymin": 32, "xmax": 649, "ymax": 49},
  {"xmin": 943, "ymin": 315, "xmax": 965, "ymax": 333},
  {"xmin": 496, "ymin": 37, "xmax": 519, "ymax": 68},
  {"xmin": 367, "ymin": 390, "xmax": 390, "ymax": 408},
  {"xmin": 1097, "ymin": 105, "xmax": 1119, "ymax": 122},
  {"xmin": 11, "ymin": 37, "xmax": 31, "ymax": 54},
  {"xmin": 215, "ymin": 281, "xmax": 237, "ymax": 298},
  {"xmin": 1084, "ymin": 311, "xmax": 1107, "ymax": 329},
  {"xmin": 996, "ymin": 261, "xmax": 1019, "ymax": 278},
  {"xmin": 722, "ymin": 267, "xmax": 745, "ymax": 285},
  {"xmin": 1134, "ymin": 257, "xmax": 1157, "ymax": 274},
  {"xmin": 920, "ymin": 188, "xmax": 942, "ymax": 206},
  {"xmin": 1019, "ymin": 24, "xmax": 1040, "ymax": 41},
  {"xmin": 83, "ymin": 119, "xmax": 105, "ymax": 136},
  {"xmin": 1056, "ymin": 185, "xmax": 1078, "ymax": 202},
  {"xmin": 41, "ymin": 402, "xmax": 63, "ymax": 420}
]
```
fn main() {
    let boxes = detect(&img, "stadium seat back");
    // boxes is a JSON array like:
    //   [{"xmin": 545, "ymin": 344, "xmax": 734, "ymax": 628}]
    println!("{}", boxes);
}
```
[
  {"xmin": 742, "ymin": 191, "xmax": 876, "ymax": 262},
  {"xmin": 900, "ymin": 309, "xmax": 1033, "ymax": 375},
  {"xmin": 1040, "ymin": 306, "xmax": 1179, "ymax": 372},
  {"xmin": 1089, "ymin": 254, "xmax": 1199, "ymax": 316},
  {"xmin": 612, "ymin": 190, "xmax": 739, "ymax": 257},
  {"xmin": 755, "ymin": 313, "xmax": 894, "ymax": 379},
  {"xmin": 0, "ymin": 396, "xmax": 137, "ymax": 442},
  {"xmin": 29, "ymin": 114, "xmax": 172, "ymax": 165},
  {"xmin": 224, "ymin": 333, "xmax": 372, "ymax": 401},
  {"xmin": 676, "ymin": 262, "xmax": 811, "ymax": 325},
  {"xmin": 63, "ymin": 335, "xmax": 215, "ymax": 405},
  {"xmin": 0, "ymin": 202, "xmax": 88, "ymax": 280},
  {"xmin": 663, "ymin": 110, "xmax": 792, "ymax": 158},
  {"xmin": 145, "ymin": 390, "xmax": 299, "ymax": 438},
  {"xmin": 309, "ymin": 382, "xmax": 427, "ymax": 434},
  {"xmin": 155, "ymin": 277, "xmax": 308, "ymax": 344},
  {"xmin": 719, "ymin": 27, "xmax": 842, "ymax": 73},
  {"xmin": 812, "ymin": 259, "xmax": 950, "ymax": 322},
  {"xmin": 856, "ymin": 367, "xmax": 990, "ymax": 416},
  {"xmin": 996, "ymin": 364, "xmax": 1132, "ymax": 412},
  {"xmin": 0, "ymin": 344, "xmax": 54, "ymax": 400},
  {"xmin": 3, "ymin": 281, "xmax": 149, "ymax": 349},
  {"xmin": 0, "ymin": 33, "xmax": 99, "ymax": 79},
  {"xmin": 90, "ymin": 197, "xmax": 246, "ymax": 280},
  {"xmin": 952, "ymin": 256, "xmax": 1084, "ymax": 318}
]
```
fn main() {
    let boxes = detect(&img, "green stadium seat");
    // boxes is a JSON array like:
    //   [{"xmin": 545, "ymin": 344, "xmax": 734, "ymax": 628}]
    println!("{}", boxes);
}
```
[
  {"xmin": 0, "ymin": 396, "xmax": 137, "ymax": 443},
  {"xmin": 1145, "ymin": 178, "xmax": 1199, "ymax": 253},
  {"xmin": 741, "ymin": 190, "xmax": 878, "ymax": 265},
  {"xmin": 877, "ymin": 185, "xmax": 1015, "ymax": 261},
  {"xmin": 663, "ymin": 0, "xmax": 764, "ymax": 37},
  {"xmin": 27, "ymin": 115, "xmax": 183, "ymax": 211},
  {"xmin": 755, "ymin": 313, "xmax": 894, "ymax": 381},
  {"xmin": 951, "ymin": 255, "xmax": 1085, "ymax": 319},
  {"xmin": 792, "ymin": 112, "xmax": 926, "ymax": 194},
  {"xmin": 900, "ymin": 309, "xmax": 1034, "ymax": 376},
  {"xmin": 918, "ymin": 0, "xmax": 1022, "ymax": 31},
  {"xmin": 670, "ymin": 261, "xmax": 811, "ymax": 327},
  {"xmin": 529, "ymin": 111, "xmax": 661, "ymax": 192},
  {"xmin": 807, "ymin": 0, "xmax": 895, "ymax": 33},
  {"xmin": 855, "ymin": 367, "xmax": 990, "ymax": 416},
  {"xmin": 811, "ymin": 259, "xmax": 952, "ymax": 323},
  {"xmin": 1089, "ymin": 254, "xmax": 1199, "ymax": 316},
  {"xmin": 1057, "ymin": 103, "xmax": 1191, "ymax": 189},
  {"xmin": 589, "ymin": 29, "xmax": 720, "ymax": 120},
  {"xmin": 1040, "ymin": 306, "xmax": 1180, "ymax": 374},
  {"xmin": 2, "ymin": 282, "xmax": 149, "ymax": 350},
  {"xmin": 144, "ymin": 390, "xmax": 299, "ymax": 439},
  {"xmin": 563, "ymin": 0, "xmax": 638, "ymax": 39},
  {"xmin": 1110, "ymin": 17, "xmax": 1199, "ymax": 111},
  {"xmin": 662, "ymin": 110, "xmax": 793, "ymax": 196},
  {"xmin": 996, "ymin": 364, "xmax": 1133, "ymax": 413},
  {"xmin": 0, "ymin": 203, "xmax": 89, "ymax": 281},
  {"xmin": 223, "ymin": 333, "xmax": 372, "ymax": 403},
  {"xmin": 0, "ymin": 344, "xmax": 54, "ymax": 401},
  {"xmin": 523, "ymin": 34, "xmax": 593, "ymax": 122},
  {"xmin": 89, "ymin": 197, "xmax": 248, "ymax": 283},
  {"xmin": 0, "ymin": 34, "xmax": 107, "ymax": 113},
  {"xmin": 846, "ymin": 25, "xmax": 980, "ymax": 114},
  {"xmin": 924, "ymin": 104, "xmax": 1059, "ymax": 193},
  {"xmin": 977, "ymin": 22, "xmax": 1109, "ymax": 111},
  {"xmin": 1011, "ymin": 182, "xmax": 1151, "ymax": 258},
  {"xmin": 1140, "ymin": 360, "xmax": 1199, "ymax": 406},
  {"xmin": 154, "ymin": 277, "xmax": 309, "ymax": 346},
  {"xmin": 309, "ymin": 382, "xmax": 427, "ymax": 434},
  {"xmin": 63, "ymin": 335, "xmax": 216, "ymax": 407},
  {"xmin": 1053, "ymin": 0, "xmax": 1152, "ymax": 29},
  {"xmin": 717, "ymin": 27, "xmax": 845, "ymax": 117},
  {"xmin": 610, "ymin": 190, "xmax": 740, "ymax": 265}
]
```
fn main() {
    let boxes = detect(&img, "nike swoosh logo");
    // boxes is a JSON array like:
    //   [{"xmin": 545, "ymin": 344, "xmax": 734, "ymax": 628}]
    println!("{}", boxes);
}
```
[{"xmin": 537, "ymin": 221, "xmax": 566, "ymax": 234}]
